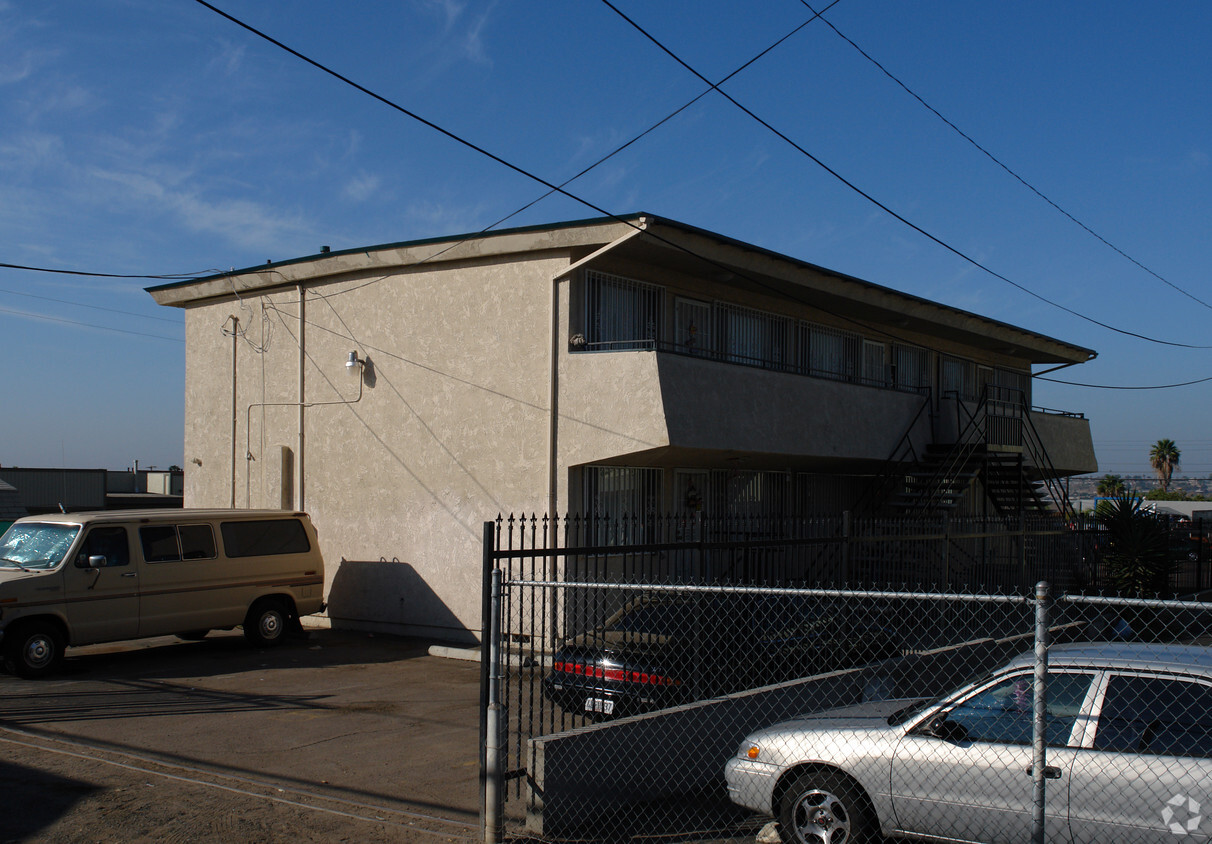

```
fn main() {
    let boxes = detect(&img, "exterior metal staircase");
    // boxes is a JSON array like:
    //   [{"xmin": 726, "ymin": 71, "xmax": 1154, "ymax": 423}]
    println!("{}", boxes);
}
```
[{"xmin": 860, "ymin": 386, "xmax": 1075, "ymax": 520}]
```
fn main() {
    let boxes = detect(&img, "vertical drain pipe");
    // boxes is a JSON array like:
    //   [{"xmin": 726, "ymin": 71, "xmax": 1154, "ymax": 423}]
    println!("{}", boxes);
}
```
[
  {"xmin": 230, "ymin": 315, "xmax": 239, "ymax": 509},
  {"xmin": 297, "ymin": 284, "xmax": 306, "ymax": 511}
]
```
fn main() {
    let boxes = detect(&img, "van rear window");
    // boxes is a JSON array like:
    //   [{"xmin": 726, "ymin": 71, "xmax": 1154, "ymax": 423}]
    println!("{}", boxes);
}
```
[{"xmin": 220, "ymin": 519, "xmax": 310, "ymax": 558}]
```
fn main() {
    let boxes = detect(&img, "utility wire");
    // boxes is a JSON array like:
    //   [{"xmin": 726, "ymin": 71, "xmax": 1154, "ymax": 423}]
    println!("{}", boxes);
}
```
[
  {"xmin": 0, "ymin": 262, "xmax": 218, "ymax": 280},
  {"xmin": 191, "ymin": 0, "xmax": 937, "ymax": 354},
  {"xmin": 195, "ymin": 0, "xmax": 1212, "ymax": 392},
  {"xmin": 324, "ymin": 0, "xmax": 846, "ymax": 298},
  {"xmin": 799, "ymin": 0, "xmax": 1212, "ymax": 313},
  {"xmin": 0, "ymin": 306, "xmax": 183, "ymax": 343},
  {"xmin": 596, "ymin": 0, "xmax": 1212, "ymax": 350},
  {"xmin": 0, "ymin": 286, "xmax": 183, "ymax": 324},
  {"xmin": 1037, "ymin": 374, "xmax": 1212, "ymax": 390}
]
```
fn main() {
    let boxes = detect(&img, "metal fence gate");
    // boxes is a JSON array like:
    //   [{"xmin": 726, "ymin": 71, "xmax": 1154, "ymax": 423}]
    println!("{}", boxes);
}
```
[{"xmin": 480, "ymin": 514, "xmax": 1212, "ymax": 844}]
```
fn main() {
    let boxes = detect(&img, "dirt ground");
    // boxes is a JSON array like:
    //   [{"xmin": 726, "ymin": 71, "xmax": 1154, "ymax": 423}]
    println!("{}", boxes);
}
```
[{"xmin": 0, "ymin": 628, "xmax": 485, "ymax": 844}]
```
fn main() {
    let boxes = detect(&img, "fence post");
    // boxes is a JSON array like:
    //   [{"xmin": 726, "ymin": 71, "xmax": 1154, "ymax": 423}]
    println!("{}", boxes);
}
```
[
  {"xmin": 484, "ymin": 567, "xmax": 505, "ymax": 844},
  {"xmin": 480, "ymin": 522, "xmax": 505, "ymax": 844},
  {"xmin": 841, "ymin": 510, "xmax": 851, "ymax": 583},
  {"xmin": 1031, "ymin": 580, "xmax": 1051, "ymax": 844}
]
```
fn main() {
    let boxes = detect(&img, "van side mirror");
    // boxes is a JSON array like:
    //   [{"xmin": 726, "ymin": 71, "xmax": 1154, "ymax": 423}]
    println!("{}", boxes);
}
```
[{"xmin": 87, "ymin": 555, "xmax": 107, "ymax": 569}]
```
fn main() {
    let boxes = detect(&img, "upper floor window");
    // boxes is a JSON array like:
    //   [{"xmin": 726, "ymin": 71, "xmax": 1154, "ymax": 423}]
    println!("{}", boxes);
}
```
[
  {"xmin": 941, "ymin": 356, "xmax": 977, "ymax": 401},
  {"xmin": 583, "ymin": 270, "xmax": 663, "ymax": 351},
  {"xmin": 675, "ymin": 297, "xmax": 711, "ymax": 356},
  {"xmin": 800, "ymin": 323, "xmax": 861, "ymax": 382},
  {"xmin": 894, "ymin": 344, "xmax": 930, "ymax": 393},
  {"xmin": 715, "ymin": 303, "xmax": 791, "ymax": 368}
]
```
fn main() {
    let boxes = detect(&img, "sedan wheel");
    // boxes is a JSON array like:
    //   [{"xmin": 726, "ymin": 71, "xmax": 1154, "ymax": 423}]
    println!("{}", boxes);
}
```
[{"xmin": 779, "ymin": 772, "xmax": 874, "ymax": 844}]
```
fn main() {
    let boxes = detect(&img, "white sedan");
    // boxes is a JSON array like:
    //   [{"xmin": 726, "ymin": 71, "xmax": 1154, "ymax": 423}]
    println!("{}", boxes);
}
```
[{"xmin": 725, "ymin": 642, "xmax": 1212, "ymax": 843}]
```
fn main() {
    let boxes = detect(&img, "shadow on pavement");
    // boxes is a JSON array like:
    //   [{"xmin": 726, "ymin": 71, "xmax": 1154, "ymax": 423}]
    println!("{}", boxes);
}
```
[{"xmin": 0, "ymin": 760, "xmax": 102, "ymax": 840}]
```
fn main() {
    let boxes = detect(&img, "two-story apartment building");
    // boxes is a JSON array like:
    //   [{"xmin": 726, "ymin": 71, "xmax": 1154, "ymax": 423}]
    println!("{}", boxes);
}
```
[{"xmin": 148, "ymin": 214, "xmax": 1097, "ymax": 642}]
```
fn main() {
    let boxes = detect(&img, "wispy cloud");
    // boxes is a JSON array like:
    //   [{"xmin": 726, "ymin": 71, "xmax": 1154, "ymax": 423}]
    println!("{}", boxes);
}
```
[
  {"xmin": 0, "ymin": 132, "xmax": 65, "ymax": 172},
  {"xmin": 205, "ymin": 39, "xmax": 246, "ymax": 77},
  {"xmin": 404, "ymin": 199, "xmax": 492, "ymax": 238},
  {"xmin": 343, "ymin": 173, "xmax": 381, "ymax": 203},
  {"xmin": 89, "ymin": 167, "xmax": 313, "ymax": 253},
  {"xmin": 415, "ymin": 0, "xmax": 497, "ymax": 66}
]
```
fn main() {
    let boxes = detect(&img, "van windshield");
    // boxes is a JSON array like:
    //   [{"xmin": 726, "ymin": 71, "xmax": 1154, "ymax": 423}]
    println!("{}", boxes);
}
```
[{"xmin": 0, "ymin": 523, "xmax": 81, "ymax": 570}]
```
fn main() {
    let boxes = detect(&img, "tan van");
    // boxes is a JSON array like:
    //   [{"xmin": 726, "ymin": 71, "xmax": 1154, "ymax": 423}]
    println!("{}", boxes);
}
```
[{"xmin": 0, "ymin": 509, "xmax": 325, "ymax": 678}]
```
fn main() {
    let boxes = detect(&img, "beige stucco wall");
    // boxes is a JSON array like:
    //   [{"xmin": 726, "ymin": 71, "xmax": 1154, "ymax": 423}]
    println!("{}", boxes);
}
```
[
  {"xmin": 1030, "ymin": 410, "xmax": 1098, "ymax": 475},
  {"xmin": 181, "ymin": 255, "xmax": 567, "ymax": 644}
]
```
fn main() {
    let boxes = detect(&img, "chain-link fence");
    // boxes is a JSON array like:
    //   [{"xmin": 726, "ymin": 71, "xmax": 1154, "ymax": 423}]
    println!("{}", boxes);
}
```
[{"xmin": 482, "ymin": 518, "xmax": 1212, "ymax": 844}]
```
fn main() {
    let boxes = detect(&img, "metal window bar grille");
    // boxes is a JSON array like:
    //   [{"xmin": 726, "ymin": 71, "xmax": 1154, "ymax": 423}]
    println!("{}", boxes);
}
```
[
  {"xmin": 714, "ymin": 302, "xmax": 792, "ymax": 369},
  {"xmin": 894, "ymin": 343, "xmax": 930, "ymax": 393},
  {"xmin": 583, "ymin": 270, "xmax": 663, "ymax": 351}
]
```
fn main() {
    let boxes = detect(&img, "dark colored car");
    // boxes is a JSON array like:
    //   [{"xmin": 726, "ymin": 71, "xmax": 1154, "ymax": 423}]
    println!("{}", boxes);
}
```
[{"xmin": 542, "ymin": 593, "xmax": 901, "ymax": 719}]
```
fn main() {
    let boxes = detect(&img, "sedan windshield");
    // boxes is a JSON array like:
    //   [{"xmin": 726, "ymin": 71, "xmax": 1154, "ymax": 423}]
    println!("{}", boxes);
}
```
[
  {"xmin": 887, "ymin": 665, "xmax": 1000, "ymax": 726},
  {"xmin": 0, "ymin": 523, "xmax": 81, "ymax": 570}
]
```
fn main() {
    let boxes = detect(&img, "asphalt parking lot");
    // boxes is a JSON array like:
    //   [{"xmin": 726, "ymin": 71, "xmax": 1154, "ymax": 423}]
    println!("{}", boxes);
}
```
[{"xmin": 0, "ymin": 628, "xmax": 485, "ymax": 843}]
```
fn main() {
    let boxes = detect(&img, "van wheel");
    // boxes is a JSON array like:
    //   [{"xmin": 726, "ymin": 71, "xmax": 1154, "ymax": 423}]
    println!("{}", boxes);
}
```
[
  {"xmin": 244, "ymin": 599, "xmax": 290, "ymax": 647},
  {"xmin": 4, "ymin": 621, "xmax": 65, "ymax": 679}
]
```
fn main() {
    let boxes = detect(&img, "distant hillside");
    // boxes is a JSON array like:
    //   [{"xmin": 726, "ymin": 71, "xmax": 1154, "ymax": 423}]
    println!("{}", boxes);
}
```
[{"xmin": 1069, "ymin": 475, "xmax": 1212, "ymax": 499}]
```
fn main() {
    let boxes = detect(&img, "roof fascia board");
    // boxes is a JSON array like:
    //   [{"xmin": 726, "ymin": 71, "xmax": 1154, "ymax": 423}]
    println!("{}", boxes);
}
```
[
  {"xmin": 147, "ymin": 215, "xmax": 645, "ymax": 308},
  {"xmin": 635, "ymin": 217, "xmax": 1095, "ymax": 365}
]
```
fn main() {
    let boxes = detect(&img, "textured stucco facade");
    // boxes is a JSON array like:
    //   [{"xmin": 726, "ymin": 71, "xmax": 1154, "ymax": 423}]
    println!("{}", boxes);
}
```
[{"xmin": 149, "ymin": 214, "xmax": 1098, "ymax": 643}]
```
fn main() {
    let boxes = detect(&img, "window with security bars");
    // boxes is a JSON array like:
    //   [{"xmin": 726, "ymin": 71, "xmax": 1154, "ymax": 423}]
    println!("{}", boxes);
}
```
[
  {"xmin": 801, "ymin": 322, "xmax": 861, "ymax": 382},
  {"xmin": 708, "ymin": 469, "xmax": 791, "ymax": 516},
  {"xmin": 941, "ymin": 355, "xmax": 977, "ymax": 401},
  {"xmin": 988, "ymin": 366, "xmax": 1031, "ymax": 405},
  {"xmin": 583, "ymin": 466, "xmax": 662, "ymax": 543},
  {"xmin": 714, "ymin": 303, "xmax": 791, "ymax": 368},
  {"xmin": 582, "ymin": 270, "xmax": 664, "ymax": 350},
  {"xmin": 674, "ymin": 297, "xmax": 711, "ymax": 356},
  {"xmin": 862, "ymin": 340, "xmax": 888, "ymax": 387},
  {"xmin": 894, "ymin": 344, "xmax": 930, "ymax": 393}
]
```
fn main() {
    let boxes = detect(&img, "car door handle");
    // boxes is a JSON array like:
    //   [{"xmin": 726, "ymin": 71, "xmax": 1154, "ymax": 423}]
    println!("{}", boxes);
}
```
[
  {"xmin": 120, "ymin": 572, "xmax": 137, "ymax": 578},
  {"xmin": 1026, "ymin": 765, "xmax": 1062, "ymax": 779}
]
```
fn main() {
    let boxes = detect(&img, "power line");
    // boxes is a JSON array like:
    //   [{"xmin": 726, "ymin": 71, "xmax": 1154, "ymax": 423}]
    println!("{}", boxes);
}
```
[
  {"xmin": 0, "ymin": 287, "xmax": 183, "ymax": 324},
  {"xmin": 190, "ymin": 0, "xmax": 948, "ymax": 357},
  {"xmin": 1037, "ymin": 374, "xmax": 1212, "ymax": 390},
  {"xmin": 318, "ymin": 0, "xmax": 847, "ymax": 299},
  {"xmin": 595, "ymin": 0, "xmax": 1212, "ymax": 350},
  {"xmin": 799, "ymin": 0, "xmax": 1212, "ymax": 313},
  {"xmin": 0, "ymin": 306, "xmax": 183, "ymax": 343},
  {"xmin": 0, "ymin": 262, "xmax": 217, "ymax": 280},
  {"xmin": 193, "ymin": 0, "xmax": 1212, "ymax": 393}
]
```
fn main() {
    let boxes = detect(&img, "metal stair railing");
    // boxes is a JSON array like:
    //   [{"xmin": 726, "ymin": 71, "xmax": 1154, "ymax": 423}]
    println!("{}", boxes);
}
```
[{"xmin": 852, "ymin": 392, "xmax": 933, "ymax": 516}]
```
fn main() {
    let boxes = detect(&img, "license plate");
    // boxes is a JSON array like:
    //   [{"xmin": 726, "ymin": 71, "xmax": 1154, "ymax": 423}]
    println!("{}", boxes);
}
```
[{"xmin": 584, "ymin": 697, "xmax": 614, "ymax": 715}]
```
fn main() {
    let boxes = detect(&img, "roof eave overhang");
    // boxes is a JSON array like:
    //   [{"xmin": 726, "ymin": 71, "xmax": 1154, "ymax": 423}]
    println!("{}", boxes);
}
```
[{"xmin": 611, "ymin": 217, "xmax": 1096, "ymax": 367}]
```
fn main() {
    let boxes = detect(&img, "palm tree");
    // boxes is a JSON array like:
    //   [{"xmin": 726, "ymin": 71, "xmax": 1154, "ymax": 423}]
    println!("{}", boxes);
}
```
[
  {"xmin": 1150, "ymin": 439, "xmax": 1181, "ymax": 493},
  {"xmin": 1096, "ymin": 474, "xmax": 1126, "ymax": 497}
]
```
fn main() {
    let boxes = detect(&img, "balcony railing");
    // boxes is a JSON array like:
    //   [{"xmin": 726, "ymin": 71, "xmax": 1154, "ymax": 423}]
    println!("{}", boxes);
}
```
[{"xmin": 573, "ymin": 337, "xmax": 929, "ymax": 395}]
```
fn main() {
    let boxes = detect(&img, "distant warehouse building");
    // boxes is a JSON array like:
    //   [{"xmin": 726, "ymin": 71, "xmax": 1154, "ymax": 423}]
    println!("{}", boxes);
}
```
[
  {"xmin": 147, "ymin": 214, "xmax": 1099, "ymax": 644},
  {"xmin": 0, "ymin": 467, "xmax": 182, "ymax": 515}
]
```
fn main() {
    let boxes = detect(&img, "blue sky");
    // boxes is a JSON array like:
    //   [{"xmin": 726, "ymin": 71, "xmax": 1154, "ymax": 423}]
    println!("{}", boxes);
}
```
[{"xmin": 2, "ymin": 0, "xmax": 1210, "ymax": 478}]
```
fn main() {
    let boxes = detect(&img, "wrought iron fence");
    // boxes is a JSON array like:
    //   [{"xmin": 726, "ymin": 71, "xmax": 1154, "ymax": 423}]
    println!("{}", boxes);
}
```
[{"xmin": 481, "ymin": 514, "xmax": 1212, "ymax": 844}]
